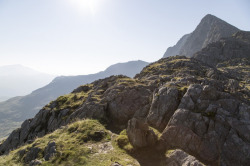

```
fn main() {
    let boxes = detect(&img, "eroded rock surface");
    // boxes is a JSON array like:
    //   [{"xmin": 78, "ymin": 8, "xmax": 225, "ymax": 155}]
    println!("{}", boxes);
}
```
[
  {"xmin": 127, "ymin": 118, "xmax": 157, "ymax": 148},
  {"xmin": 161, "ymin": 84, "xmax": 250, "ymax": 165},
  {"xmin": 166, "ymin": 149, "xmax": 204, "ymax": 166}
]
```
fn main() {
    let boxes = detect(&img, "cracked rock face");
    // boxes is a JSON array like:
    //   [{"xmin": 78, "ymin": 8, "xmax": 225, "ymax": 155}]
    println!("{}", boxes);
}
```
[
  {"xmin": 127, "ymin": 118, "xmax": 157, "ymax": 148},
  {"xmin": 193, "ymin": 31, "xmax": 250, "ymax": 67},
  {"xmin": 160, "ymin": 84, "xmax": 250, "ymax": 165},
  {"xmin": 147, "ymin": 86, "xmax": 181, "ymax": 131}
]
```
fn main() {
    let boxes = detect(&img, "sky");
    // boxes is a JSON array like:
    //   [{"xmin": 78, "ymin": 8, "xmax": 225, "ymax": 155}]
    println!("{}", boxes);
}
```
[{"xmin": 0, "ymin": 0, "xmax": 249, "ymax": 76}]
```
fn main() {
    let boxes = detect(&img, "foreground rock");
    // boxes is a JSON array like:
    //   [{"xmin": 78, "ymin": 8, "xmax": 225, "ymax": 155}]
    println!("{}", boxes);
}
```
[
  {"xmin": 127, "ymin": 118, "xmax": 157, "ymax": 148},
  {"xmin": 160, "ymin": 84, "xmax": 250, "ymax": 165},
  {"xmin": 147, "ymin": 85, "xmax": 182, "ymax": 131},
  {"xmin": 166, "ymin": 149, "xmax": 204, "ymax": 166}
]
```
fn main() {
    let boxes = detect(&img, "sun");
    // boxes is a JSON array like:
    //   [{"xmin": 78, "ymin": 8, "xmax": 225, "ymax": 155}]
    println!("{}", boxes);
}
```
[{"xmin": 69, "ymin": 0, "xmax": 100, "ymax": 15}]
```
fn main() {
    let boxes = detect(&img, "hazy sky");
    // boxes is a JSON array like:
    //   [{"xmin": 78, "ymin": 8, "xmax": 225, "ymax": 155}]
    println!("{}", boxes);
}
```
[{"xmin": 0, "ymin": 0, "xmax": 249, "ymax": 75}]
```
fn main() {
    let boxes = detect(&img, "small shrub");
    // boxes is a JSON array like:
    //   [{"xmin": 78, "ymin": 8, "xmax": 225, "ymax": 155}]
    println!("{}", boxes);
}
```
[
  {"xmin": 116, "ymin": 130, "xmax": 133, "ymax": 152},
  {"xmin": 116, "ymin": 135, "xmax": 129, "ymax": 148}
]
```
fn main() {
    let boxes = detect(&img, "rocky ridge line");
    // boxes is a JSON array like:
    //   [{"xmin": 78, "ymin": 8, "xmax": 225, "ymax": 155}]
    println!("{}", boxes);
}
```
[{"xmin": 163, "ymin": 14, "xmax": 239, "ymax": 58}]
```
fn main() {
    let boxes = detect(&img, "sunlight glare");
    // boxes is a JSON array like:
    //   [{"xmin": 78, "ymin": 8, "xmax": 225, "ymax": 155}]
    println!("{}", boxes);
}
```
[{"xmin": 69, "ymin": 0, "xmax": 100, "ymax": 15}]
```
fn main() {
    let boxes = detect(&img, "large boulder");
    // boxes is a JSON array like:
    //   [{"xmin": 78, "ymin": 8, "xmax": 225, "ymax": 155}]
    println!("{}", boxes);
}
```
[{"xmin": 127, "ymin": 118, "xmax": 157, "ymax": 148}]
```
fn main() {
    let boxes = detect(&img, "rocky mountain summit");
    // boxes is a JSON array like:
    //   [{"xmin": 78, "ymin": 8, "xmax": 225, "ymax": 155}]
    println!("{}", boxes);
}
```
[{"xmin": 163, "ymin": 14, "xmax": 239, "ymax": 58}]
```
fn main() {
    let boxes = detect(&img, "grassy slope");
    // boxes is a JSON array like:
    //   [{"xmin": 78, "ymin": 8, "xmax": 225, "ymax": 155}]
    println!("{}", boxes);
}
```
[{"xmin": 0, "ymin": 119, "xmax": 139, "ymax": 166}]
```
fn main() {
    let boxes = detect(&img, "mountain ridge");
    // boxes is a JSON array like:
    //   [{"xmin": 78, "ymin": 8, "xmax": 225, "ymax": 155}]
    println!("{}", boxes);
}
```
[
  {"xmin": 0, "ymin": 60, "xmax": 149, "ymax": 140},
  {"xmin": 163, "ymin": 14, "xmax": 239, "ymax": 58},
  {"xmin": 0, "ymin": 64, "xmax": 55, "ymax": 100}
]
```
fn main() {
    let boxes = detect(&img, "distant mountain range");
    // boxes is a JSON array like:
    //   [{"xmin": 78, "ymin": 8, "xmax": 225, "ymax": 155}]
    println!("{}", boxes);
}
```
[
  {"xmin": 0, "ymin": 64, "xmax": 55, "ymax": 101},
  {"xmin": 0, "ymin": 60, "xmax": 149, "ymax": 139},
  {"xmin": 163, "ymin": 14, "xmax": 239, "ymax": 58}
]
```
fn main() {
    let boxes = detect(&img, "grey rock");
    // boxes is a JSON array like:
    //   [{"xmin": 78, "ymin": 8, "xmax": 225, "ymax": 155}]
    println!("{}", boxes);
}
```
[
  {"xmin": 103, "ymin": 82, "xmax": 152, "ymax": 127},
  {"xmin": 194, "ymin": 31, "xmax": 250, "ymax": 66},
  {"xmin": 0, "ymin": 128, "xmax": 21, "ymax": 154},
  {"xmin": 110, "ymin": 162, "xmax": 123, "ymax": 166},
  {"xmin": 17, "ymin": 149, "xmax": 26, "ymax": 158},
  {"xmin": 127, "ymin": 118, "xmax": 157, "ymax": 148},
  {"xmin": 24, "ymin": 147, "xmax": 41, "ymax": 163},
  {"xmin": 44, "ymin": 141, "xmax": 57, "ymax": 161},
  {"xmin": 19, "ymin": 119, "xmax": 32, "ymax": 144},
  {"xmin": 161, "ymin": 83, "xmax": 250, "ymax": 165},
  {"xmin": 147, "ymin": 86, "xmax": 180, "ymax": 131},
  {"xmin": 221, "ymin": 129, "xmax": 250, "ymax": 166},
  {"xmin": 166, "ymin": 149, "xmax": 204, "ymax": 166},
  {"xmin": 29, "ymin": 159, "xmax": 42, "ymax": 166}
]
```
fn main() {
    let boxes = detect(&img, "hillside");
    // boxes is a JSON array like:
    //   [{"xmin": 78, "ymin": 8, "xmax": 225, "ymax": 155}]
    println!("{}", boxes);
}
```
[
  {"xmin": 0, "ymin": 65, "xmax": 54, "ymax": 101},
  {"xmin": 163, "ymin": 14, "xmax": 239, "ymax": 58},
  {"xmin": 0, "ymin": 30, "xmax": 249, "ymax": 165},
  {"xmin": 0, "ymin": 60, "xmax": 148, "ymax": 140}
]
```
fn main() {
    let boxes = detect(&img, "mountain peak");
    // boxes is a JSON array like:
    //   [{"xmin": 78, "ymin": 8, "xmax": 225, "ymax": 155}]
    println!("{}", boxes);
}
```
[
  {"xmin": 199, "ymin": 14, "xmax": 225, "ymax": 26},
  {"xmin": 198, "ymin": 14, "xmax": 238, "ymax": 31},
  {"xmin": 201, "ymin": 14, "xmax": 218, "ymax": 21},
  {"xmin": 163, "ymin": 14, "xmax": 239, "ymax": 58}
]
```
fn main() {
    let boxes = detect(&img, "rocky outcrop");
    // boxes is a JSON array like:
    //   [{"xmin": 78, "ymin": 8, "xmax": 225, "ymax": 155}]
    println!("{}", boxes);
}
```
[
  {"xmin": 127, "ymin": 118, "xmax": 157, "ymax": 148},
  {"xmin": 193, "ymin": 31, "xmax": 250, "ymax": 66},
  {"xmin": 29, "ymin": 159, "xmax": 42, "ymax": 166},
  {"xmin": 44, "ymin": 141, "xmax": 57, "ymax": 161},
  {"xmin": 166, "ymin": 149, "xmax": 204, "ymax": 166},
  {"xmin": 163, "ymin": 14, "xmax": 239, "ymax": 58},
  {"xmin": 22, "ymin": 147, "xmax": 42, "ymax": 164},
  {"xmin": 136, "ymin": 52, "xmax": 249, "ymax": 165},
  {"xmin": 160, "ymin": 84, "xmax": 250, "ymax": 165},
  {"xmin": 147, "ymin": 85, "xmax": 181, "ymax": 131},
  {"xmin": 0, "ymin": 75, "xmax": 153, "ymax": 154}
]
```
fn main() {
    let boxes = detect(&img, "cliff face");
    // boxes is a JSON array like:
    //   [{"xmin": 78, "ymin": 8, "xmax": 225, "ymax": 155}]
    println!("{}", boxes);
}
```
[{"xmin": 163, "ymin": 14, "xmax": 239, "ymax": 58}]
